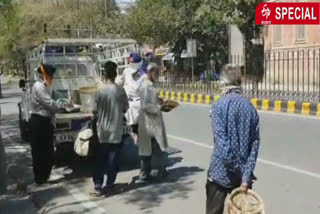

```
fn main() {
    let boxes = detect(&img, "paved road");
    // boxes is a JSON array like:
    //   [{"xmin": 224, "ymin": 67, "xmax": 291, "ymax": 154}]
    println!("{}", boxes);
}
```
[{"xmin": 1, "ymin": 84, "xmax": 320, "ymax": 214}]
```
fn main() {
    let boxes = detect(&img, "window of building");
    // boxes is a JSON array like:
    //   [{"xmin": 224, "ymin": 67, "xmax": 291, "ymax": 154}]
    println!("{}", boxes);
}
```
[
  {"xmin": 274, "ymin": 25, "xmax": 282, "ymax": 44},
  {"xmin": 296, "ymin": 25, "xmax": 306, "ymax": 41}
]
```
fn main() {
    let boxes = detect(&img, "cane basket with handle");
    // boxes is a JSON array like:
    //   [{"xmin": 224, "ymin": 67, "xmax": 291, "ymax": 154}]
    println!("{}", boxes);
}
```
[{"xmin": 227, "ymin": 188, "xmax": 265, "ymax": 214}]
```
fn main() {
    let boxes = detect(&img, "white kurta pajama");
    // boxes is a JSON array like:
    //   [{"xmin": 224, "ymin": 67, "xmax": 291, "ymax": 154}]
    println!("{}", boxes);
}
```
[
  {"xmin": 116, "ymin": 63, "xmax": 144, "ymax": 126},
  {"xmin": 138, "ymin": 78, "xmax": 168, "ymax": 156}
]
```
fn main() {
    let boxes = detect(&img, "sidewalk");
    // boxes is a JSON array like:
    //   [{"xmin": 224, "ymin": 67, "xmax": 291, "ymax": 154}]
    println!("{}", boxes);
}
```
[
  {"xmin": 0, "ymin": 194, "xmax": 37, "ymax": 214},
  {"xmin": 0, "ymin": 112, "xmax": 38, "ymax": 214},
  {"xmin": 1, "ymin": 75, "xmax": 21, "ymax": 85}
]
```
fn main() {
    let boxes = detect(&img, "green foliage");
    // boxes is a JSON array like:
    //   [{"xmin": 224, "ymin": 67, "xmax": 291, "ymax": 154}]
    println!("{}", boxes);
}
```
[
  {"xmin": 0, "ymin": 0, "xmax": 120, "ymax": 73},
  {"xmin": 124, "ymin": 0, "xmax": 181, "ymax": 48},
  {"xmin": 121, "ymin": 0, "xmax": 262, "ymax": 78},
  {"xmin": 0, "ymin": 0, "xmax": 263, "ymax": 77}
]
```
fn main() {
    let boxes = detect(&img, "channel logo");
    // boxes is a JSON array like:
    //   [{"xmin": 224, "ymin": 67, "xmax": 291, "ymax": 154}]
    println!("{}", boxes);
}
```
[{"xmin": 256, "ymin": 2, "xmax": 320, "ymax": 25}]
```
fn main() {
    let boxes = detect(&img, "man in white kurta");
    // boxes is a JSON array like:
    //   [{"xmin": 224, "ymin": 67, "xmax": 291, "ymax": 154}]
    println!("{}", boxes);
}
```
[
  {"xmin": 115, "ymin": 53, "xmax": 145, "ymax": 142},
  {"xmin": 135, "ymin": 63, "xmax": 168, "ymax": 183}
]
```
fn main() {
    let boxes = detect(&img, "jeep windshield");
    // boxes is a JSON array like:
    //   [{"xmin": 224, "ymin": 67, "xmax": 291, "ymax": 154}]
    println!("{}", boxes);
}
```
[
  {"xmin": 53, "ymin": 63, "xmax": 95, "ymax": 78},
  {"xmin": 49, "ymin": 62, "xmax": 99, "ymax": 99}
]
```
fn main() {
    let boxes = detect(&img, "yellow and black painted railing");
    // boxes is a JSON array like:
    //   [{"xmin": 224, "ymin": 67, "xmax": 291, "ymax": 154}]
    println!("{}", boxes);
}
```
[{"xmin": 158, "ymin": 90, "xmax": 320, "ymax": 116}]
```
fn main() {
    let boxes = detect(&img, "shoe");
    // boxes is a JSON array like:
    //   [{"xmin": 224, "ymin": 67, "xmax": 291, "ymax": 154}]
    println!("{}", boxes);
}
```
[
  {"xmin": 157, "ymin": 169, "xmax": 169, "ymax": 179},
  {"xmin": 134, "ymin": 176, "xmax": 151, "ymax": 184},
  {"xmin": 35, "ymin": 179, "xmax": 47, "ymax": 185},
  {"xmin": 90, "ymin": 188, "xmax": 103, "ymax": 198}
]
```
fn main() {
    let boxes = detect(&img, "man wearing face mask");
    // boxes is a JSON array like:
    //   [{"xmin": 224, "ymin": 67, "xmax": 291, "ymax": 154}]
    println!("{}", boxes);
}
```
[
  {"xmin": 29, "ymin": 64, "xmax": 65, "ymax": 185},
  {"xmin": 206, "ymin": 64, "xmax": 260, "ymax": 214},
  {"xmin": 115, "ymin": 53, "xmax": 144, "ymax": 143}
]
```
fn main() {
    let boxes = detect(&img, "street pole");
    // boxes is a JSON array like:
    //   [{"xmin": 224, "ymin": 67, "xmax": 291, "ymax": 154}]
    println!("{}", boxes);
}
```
[
  {"xmin": 191, "ymin": 36, "xmax": 195, "ymax": 82},
  {"xmin": 0, "ymin": 75, "xmax": 2, "ymax": 98},
  {"xmin": 77, "ymin": 0, "xmax": 80, "ymax": 38},
  {"xmin": 191, "ymin": 56, "xmax": 194, "ymax": 82},
  {"xmin": 90, "ymin": 18, "xmax": 93, "ymax": 38},
  {"xmin": 105, "ymin": 0, "xmax": 107, "ymax": 19}
]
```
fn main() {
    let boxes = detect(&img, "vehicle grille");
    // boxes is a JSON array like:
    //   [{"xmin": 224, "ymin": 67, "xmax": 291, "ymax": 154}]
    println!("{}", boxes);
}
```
[{"xmin": 55, "ymin": 122, "xmax": 70, "ymax": 131}]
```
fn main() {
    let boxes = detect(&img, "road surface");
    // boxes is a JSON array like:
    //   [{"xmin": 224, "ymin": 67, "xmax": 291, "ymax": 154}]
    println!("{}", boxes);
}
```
[{"xmin": 1, "ymin": 84, "xmax": 320, "ymax": 214}]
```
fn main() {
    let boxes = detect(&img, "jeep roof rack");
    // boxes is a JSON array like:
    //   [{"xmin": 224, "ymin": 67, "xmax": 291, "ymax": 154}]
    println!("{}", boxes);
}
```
[{"xmin": 43, "ymin": 38, "xmax": 137, "ymax": 46}]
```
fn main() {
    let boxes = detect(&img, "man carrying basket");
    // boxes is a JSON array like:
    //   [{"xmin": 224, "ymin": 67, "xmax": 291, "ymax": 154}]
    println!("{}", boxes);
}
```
[{"xmin": 206, "ymin": 64, "xmax": 260, "ymax": 214}]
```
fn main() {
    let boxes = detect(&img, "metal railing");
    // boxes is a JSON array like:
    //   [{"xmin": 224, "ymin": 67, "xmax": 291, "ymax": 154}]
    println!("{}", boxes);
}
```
[
  {"xmin": 157, "ymin": 48, "xmax": 320, "ymax": 103},
  {"xmin": 157, "ymin": 81, "xmax": 221, "ymax": 95},
  {"xmin": 245, "ymin": 49, "xmax": 320, "ymax": 102}
]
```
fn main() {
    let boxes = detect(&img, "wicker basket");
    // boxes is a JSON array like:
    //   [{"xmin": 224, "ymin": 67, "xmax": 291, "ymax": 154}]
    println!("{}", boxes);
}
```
[
  {"xmin": 227, "ymin": 188, "xmax": 265, "ymax": 214},
  {"xmin": 161, "ymin": 100, "xmax": 179, "ymax": 112}
]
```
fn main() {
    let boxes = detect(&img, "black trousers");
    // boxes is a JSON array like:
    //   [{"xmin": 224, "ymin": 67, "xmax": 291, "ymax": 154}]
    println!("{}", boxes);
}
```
[
  {"xmin": 206, "ymin": 180, "xmax": 233, "ymax": 214},
  {"xmin": 30, "ymin": 114, "xmax": 54, "ymax": 184}
]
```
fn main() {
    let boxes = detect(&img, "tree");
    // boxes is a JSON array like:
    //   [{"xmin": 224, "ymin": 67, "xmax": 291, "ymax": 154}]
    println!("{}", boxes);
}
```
[
  {"xmin": 0, "ymin": 0, "xmax": 22, "ymax": 74},
  {"xmin": 122, "ymin": 0, "xmax": 263, "ymax": 80},
  {"xmin": 124, "ymin": 0, "xmax": 181, "ymax": 49},
  {"xmin": 192, "ymin": 0, "xmax": 264, "ymax": 73},
  {"xmin": 0, "ymin": 0, "xmax": 121, "ymax": 74}
]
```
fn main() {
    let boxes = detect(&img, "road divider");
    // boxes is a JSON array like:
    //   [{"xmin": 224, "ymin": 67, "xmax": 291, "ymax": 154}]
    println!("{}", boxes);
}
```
[
  {"xmin": 214, "ymin": 95, "xmax": 220, "ymax": 102},
  {"xmin": 165, "ymin": 91, "xmax": 170, "ymax": 100},
  {"xmin": 287, "ymin": 101, "xmax": 296, "ymax": 113},
  {"xmin": 159, "ymin": 90, "xmax": 164, "ymax": 98},
  {"xmin": 190, "ymin": 94, "xmax": 196, "ymax": 103},
  {"xmin": 183, "ymin": 93, "xmax": 189, "ymax": 102},
  {"xmin": 274, "ymin": 100, "xmax": 282, "ymax": 112},
  {"xmin": 197, "ymin": 94, "xmax": 203, "ymax": 104},
  {"xmin": 302, "ymin": 102, "xmax": 311, "ymax": 115},
  {"xmin": 159, "ymin": 90, "xmax": 320, "ymax": 116},
  {"xmin": 262, "ymin": 99, "xmax": 269, "ymax": 110},
  {"xmin": 205, "ymin": 95, "xmax": 211, "ymax": 104},
  {"xmin": 251, "ymin": 99, "xmax": 258, "ymax": 108},
  {"xmin": 177, "ymin": 92, "xmax": 182, "ymax": 102},
  {"xmin": 171, "ymin": 92, "xmax": 176, "ymax": 100}
]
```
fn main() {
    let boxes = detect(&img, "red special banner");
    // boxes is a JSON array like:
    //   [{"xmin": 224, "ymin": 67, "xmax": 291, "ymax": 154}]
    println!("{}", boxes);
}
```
[{"xmin": 256, "ymin": 2, "xmax": 320, "ymax": 25}]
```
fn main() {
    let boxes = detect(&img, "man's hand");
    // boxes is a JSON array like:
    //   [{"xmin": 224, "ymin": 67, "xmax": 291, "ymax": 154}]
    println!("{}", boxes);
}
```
[
  {"xmin": 160, "ymin": 105, "xmax": 171, "ymax": 112},
  {"xmin": 241, "ymin": 183, "xmax": 249, "ymax": 193},
  {"xmin": 159, "ymin": 98, "xmax": 164, "ymax": 105},
  {"xmin": 68, "ymin": 103, "xmax": 75, "ymax": 108}
]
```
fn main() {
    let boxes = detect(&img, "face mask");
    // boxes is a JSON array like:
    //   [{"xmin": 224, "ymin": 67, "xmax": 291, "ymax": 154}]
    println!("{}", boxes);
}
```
[
  {"xmin": 40, "ymin": 65, "xmax": 53, "ymax": 86},
  {"xmin": 44, "ymin": 75, "xmax": 53, "ymax": 86},
  {"xmin": 218, "ymin": 80, "xmax": 227, "ymax": 95},
  {"xmin": 219, "ymin": 80, "xmax": 227, "ymax": 89}
]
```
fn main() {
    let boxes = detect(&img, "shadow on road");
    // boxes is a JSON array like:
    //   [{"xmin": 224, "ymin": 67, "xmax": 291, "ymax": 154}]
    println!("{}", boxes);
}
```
[
  {"xmin": 53, "ymin": 139, "xmax": 184, "ymax": 183},
  {"xmin": 30, "ymin": 184, "xmax": 106, "ymax": 214},
  {"xmin": 1, "ymin": 99, "xmax": 197, "ymax": 213},
  {"xmin": 31, "ymin": 163, "xmax": 204, "ymax": 214},
  {"xmin": 121, "ymin": 166, "xmax": 205, "ymax": 213},
  {"xmin": 1, "ymin": 114, "xmax": 34, "ymax": 188}
]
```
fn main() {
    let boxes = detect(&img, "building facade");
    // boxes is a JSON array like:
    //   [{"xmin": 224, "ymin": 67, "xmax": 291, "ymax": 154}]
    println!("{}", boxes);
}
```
[{"xmin": 261, "ymin": 0, "xmax": 320, "ymax": 101}]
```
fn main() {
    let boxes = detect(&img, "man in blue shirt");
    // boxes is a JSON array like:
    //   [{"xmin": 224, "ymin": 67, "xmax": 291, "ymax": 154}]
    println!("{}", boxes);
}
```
[{"xmin": 206, "ymin": 64, "xmax": 260, "ymax": 214}]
